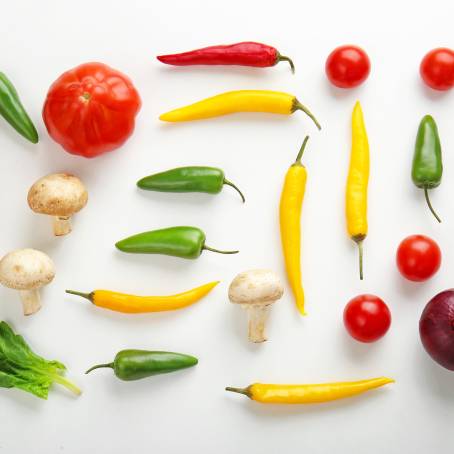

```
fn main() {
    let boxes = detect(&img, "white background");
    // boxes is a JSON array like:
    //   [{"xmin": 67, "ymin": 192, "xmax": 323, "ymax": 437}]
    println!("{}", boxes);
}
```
[{"xmin": 1, "ymin": 0, "xmax": 453, "ymax": 452}]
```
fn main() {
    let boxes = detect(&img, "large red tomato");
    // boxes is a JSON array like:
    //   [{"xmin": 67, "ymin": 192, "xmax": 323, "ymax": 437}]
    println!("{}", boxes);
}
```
[{"xmin": 43, "ymin": 62, "xmax": 141, "ymax": 158}]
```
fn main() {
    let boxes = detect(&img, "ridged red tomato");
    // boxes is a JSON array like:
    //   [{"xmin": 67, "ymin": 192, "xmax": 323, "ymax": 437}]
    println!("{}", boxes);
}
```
[{"xmin": 43, "ymin": 62, "xmax": 141, "ymax": 158}]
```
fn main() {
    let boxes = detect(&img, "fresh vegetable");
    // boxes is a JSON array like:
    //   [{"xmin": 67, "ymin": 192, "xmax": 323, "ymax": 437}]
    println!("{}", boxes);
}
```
[
  {"xmin": 346, "ymin": 101, "xmax": 369, "ymax": 280},
  {"xmin": 420, "ymin": 48, "xmax": 454, "ymax": 91},
  {"xmin": 226, "ymin": 377, "xmax": 394, "ymax": 404},
  {"xmin": 0, "ymin": 321, "xmax": 80, "ymax": 399},
  {"xmin": 396, "ymin": 235, "xmax": 441, "ymax": 282},
  {"xmin": 157, "ymin": 42, "xmax": 295, "ymax": 72},
  {"xmin": 0, "ymin": 249, "xmax": 55, "ymax": 315},
  {"xmin": 28, "ymin": 173, "xmax": 88, "ymax": 236},
  {"xmin": 0, "ymin": 72, "xmax": 38, "ymax": 143},
  {"xmin": 86, "ymin": 350, "xmax": 198, "ymax": 381},
  {"xmin": 412, "ymin": 115, "xmax": 443, "ymax": 222},
  {"xmin": 116, "ymin": 226, "xmax": 238, "ymax": 259},
  {"xmin": 228, "ymin": 269, "xmax": 283, "ymax": 343},
  {"xmin": 43, "ymin": 62, "xmax": 141, "ymax": 158},
  {"xmin": 343, "ymin": 294, "xmax": 391, "ymax": 343},
  {"xmin": 420, "ymin": 290, "xmax": 454, "ymax": 370},
  {"xmin": 137, "ymin": 166, "xmax": 245, "ymax": 202},
  {"xmin": 66, "ymin": 281, "xmax": 219, "ymax": 313},
  {"xmin": 159, "ymin": 90, "xmax": 321, "ymax": 130},
  {"xmin": 325, "ymin": 45, "xmax": 371, "ymax": 88},
  {"xmin": 280, "ymin": 136, "xmax": 310, "ymax": 316}
]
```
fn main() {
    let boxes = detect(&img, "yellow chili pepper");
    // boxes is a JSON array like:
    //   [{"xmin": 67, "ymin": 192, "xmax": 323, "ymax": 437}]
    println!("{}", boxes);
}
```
[
  {"xmin": 346, "ymin": 101, "xmax": 369, "ymax": 280},
  {"xmin": 159, "ymin": 90, "xmax": 321, "ymax": 130},
  {"xmin": 66, "ymin": 281, "xmax": 219, "ymax": 313},
  {"xmin": 226, "ymin": 377, "xmax": 394, "ymax": 404},
  {"xmin": 279, "ymin": 136, "xmax": 310, "ymax": 316}
]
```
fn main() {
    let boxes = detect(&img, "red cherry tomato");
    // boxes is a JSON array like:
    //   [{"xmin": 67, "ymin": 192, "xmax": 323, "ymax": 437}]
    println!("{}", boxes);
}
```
[
  {"xmin": 43, "ymin": 62, "xmax": 141, "ymax": 158},
  {"xmin": 396, "ymin": 235, "xmax": 441, "ymax": 282},
  {"xmin": 343, "ymin": 295, "xmax": 391, "ymax": 343},
  {"xmin": 420, "ymin": 48, "xmax": 454, "ymax": 91},
  {"xmin": 325, "ymin": 45, "xmax": 371, "ymax": 88}
]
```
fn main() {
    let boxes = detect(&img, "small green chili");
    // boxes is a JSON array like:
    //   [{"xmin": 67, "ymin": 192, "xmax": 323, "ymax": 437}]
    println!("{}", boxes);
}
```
[
  {"xmin": 0, "ymin": 73, "xmax": 38, "ymax": 143},
  {"xmin": 86, "ymin": 350, "xmax": 198, "ymax": 381},
  {"xmin": 412, "ymin": 115, "xmax": 443, "ymax": 223},
  {"xmin": 137, "ymin": 166, "xmax": 245, "ymax": 202},
  {"xmin": 115, "ymin": 226, "xmax": 239, "ymax": 259}
]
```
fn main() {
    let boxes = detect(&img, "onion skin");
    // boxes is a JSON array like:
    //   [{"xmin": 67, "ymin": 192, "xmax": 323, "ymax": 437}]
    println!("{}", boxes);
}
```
[{"xmin": 419, "ymin": 289, "xmax": 454, "ymax": 371}]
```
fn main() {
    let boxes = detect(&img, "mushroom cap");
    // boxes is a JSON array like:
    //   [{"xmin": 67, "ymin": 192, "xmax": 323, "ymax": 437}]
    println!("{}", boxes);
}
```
[
  {"xmin": 0, "ymin": 249, "xmax": 55, "ymax": 290},
  {"xmin": 27, "ymin": 173, "xmax": 88, "ymax": 216},
  {"xmin": 228, "ymin": 269, "xmax": 284, "ymax": 306}
]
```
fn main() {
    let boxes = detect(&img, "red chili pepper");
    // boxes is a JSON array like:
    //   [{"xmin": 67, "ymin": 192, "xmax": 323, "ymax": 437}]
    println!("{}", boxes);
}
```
[{"xmin": 157, "ymin": 42, "xmax": 295, "ymax": 73}]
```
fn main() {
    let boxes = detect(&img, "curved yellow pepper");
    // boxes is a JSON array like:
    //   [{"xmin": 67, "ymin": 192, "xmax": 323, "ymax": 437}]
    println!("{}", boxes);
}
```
[
  {"xmin": 159, "ymin": 90, "xmax": 321, "ymax": 129},
  {"xmin": 226, "ymin": 377, "xmax": 394, "ymax": 404},
  {"xmin": 279, "ymin": 137, "xmax": 310, "ymax": 316},
  {"xmin": 66, "ymin": 281, "xmax": 219, "ymax": 313},
  {"xmin": 346, "ymin": 101, "xmax": 369, "ymax": 280}
]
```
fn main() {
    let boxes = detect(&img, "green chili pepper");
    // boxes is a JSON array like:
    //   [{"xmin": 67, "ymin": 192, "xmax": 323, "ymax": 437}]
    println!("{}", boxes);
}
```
[
  {"xmin": 86, "ymin": 350, "xmax": 198, "ymax": 381},
  {"xmin": 115, "ymin": 226, "xmax": 239, "ymax": 258},
  {"xmin": 0, "ymin": 73, "xmax": 38, "ymax": 143},
  {"xmin": 137, "ymin": 166, "xmax": 245, "ymax": 203},
  {"xmin": 412, "ymin": 115, "xmax": 442, "ymax": 223}
]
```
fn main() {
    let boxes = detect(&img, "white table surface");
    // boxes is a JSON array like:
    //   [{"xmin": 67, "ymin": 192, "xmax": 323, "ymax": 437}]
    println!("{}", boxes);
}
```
[{"xmin": 1, "ymin": 0, "xmax": 453, "ymax": 452}]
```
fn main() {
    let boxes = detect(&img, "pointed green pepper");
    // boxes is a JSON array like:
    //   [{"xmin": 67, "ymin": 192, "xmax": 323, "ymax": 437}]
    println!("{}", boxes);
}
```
[
  {"xmin": 137, "ymin": 166, "xmax": 245, "ymax": 202},
  {"xmin": 86, "ymin": 350, "xmax": 198, "ymax": 381},
  {"xmin": 0, "ymin": 73, "xmax": 38, "ymax": 143},
  {"xmin": 115, "ymin": 226, "xmax": 238, "ymax": 259},
  {"xmin": 412, "ymin": 115, "xmax": 442, "ymax": 223}
]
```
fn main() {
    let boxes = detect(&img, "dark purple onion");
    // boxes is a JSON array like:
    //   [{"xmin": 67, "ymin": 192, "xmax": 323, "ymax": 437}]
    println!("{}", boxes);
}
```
[{"xmin": 419, "ymin": 289, "xmax": 454, "ymax": 371}]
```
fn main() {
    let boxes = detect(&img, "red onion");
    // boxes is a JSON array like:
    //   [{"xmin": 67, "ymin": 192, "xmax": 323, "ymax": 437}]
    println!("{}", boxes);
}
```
[{"xmin": 419, "ymin": 289, "xmax": 454, "ymax": 370}]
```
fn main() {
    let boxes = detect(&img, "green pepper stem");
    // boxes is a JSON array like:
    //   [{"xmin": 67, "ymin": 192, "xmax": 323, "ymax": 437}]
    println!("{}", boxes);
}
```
[
  {"xmin": 277, "ymin": 54, "xmax": 295, "ymax": 73},
  {"xmin": 203, "ymin": 245, "xmax": 239, "ymax": 255},
  {"xmin": 293, "ymin": 100, "xmax": 321, "ymax": 131},
  {"xmin": 223, "ymin": 179, "xmax": 246, "ymax": 203},
  {"xmin": 225, "ymin": 386, "xmax": 252, "ymax": 398},
  {"xmin": 65, "ymin": 289, "xmax": 94, "ymax": 303},
  {"xmin": 424, "ymin": 188, "xmax": 441, "ymax": 223},
  {"xmin": 52, "ymin": 374, "xmax": 82, "ymax": 396},
  {"xmin": 85, "ymin": 363, "xmax": 114, "ymax": 375},
  {"xmin": 295, "ymin": 136, "xmax": 310, "ymax": 164}
]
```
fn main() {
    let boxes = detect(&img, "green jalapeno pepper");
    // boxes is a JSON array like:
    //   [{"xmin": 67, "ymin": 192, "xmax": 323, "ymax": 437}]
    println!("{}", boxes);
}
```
[
  {"xmin": 412, "ymin": 115, "xmax": 443, "ymax": 222},
  {"xmin": 137, "ymin": 166, "xmax": 245, "ymax": 202},
  {"xmin": 0, "ymin": 73, "xmax": 38, "ymax": 143},
  {"xmin": 86, "ymin": 350, "xmax": 198, "ymax": 381},
  {"xmin": 115, "ymin": 226, "xmax": 238, "ymax": 258}
]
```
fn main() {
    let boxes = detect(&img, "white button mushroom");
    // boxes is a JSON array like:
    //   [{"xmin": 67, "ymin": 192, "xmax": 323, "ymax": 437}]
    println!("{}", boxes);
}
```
[
  {"xmin": 27, "ymin": 173, "xmax": 88, "ymax": 236},
  {"xmin": 0, "ymin": 249, "xmax": 55, "ymax": 315},
  {"xmin": 228, "ymin": 269, "xmax": 283, "ymax": 343}
]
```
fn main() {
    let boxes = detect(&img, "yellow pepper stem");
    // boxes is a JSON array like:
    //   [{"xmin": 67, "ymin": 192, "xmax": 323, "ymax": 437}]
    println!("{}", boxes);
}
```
[
  {"xmin": 225, "ymin": 386, "xmax": 252, "ymax": 398},
  {"xmin": 292, "ymin": 100, "xmax": 321, "ymax": 131},
  {"xmin": 295, "ymin": 136, "xmax": 310, "ymax": 164},
  {"xmin": 66, "ymin": 289, "xmax": 94, "ymax": 302},
  {"xmin": 353, "ymin": 236, "xmax": 365, "ymax": 281}
]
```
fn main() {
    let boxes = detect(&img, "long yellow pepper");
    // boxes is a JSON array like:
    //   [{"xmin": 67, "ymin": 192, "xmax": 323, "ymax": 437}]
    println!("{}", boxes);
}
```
[
  {"xmin": 66, "ymin": 281, "xmax": 219, "ymax": 313},
  {"xmin": 226, "ymin": 377, "xmax": 394, "ymax": 404},
  {"xmin": 346, "ymin": 101, "xmax": 369, "ymax": 280},
  {"xmin": 279, "ymin": 137, "xmax": 310, "ymax": 315},
  {"xmin": 159, "ymin": 90, "xmax": 321, "ymax": 130}
]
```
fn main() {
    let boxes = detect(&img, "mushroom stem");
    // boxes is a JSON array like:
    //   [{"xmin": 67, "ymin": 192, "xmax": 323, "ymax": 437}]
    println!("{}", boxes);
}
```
[
  {"xmin": 19, "ymin": 289, "xmax": 41, "ymax": 315},
  {"xmin": 245, "ymin": 304, "xmax": 270, "ymax": 343},
  {"xmin": 53, "ymin": 216, "xmax": 72, "ymax": 236}
]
